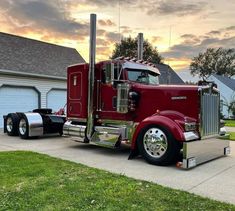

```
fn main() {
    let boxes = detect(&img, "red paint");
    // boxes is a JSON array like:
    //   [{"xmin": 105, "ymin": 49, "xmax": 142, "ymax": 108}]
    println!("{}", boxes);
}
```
[
  {"xmin": 67, "ymin": 61, "xmax": 201, "ymax": 148},
  {"xmin": 67, "ymin": 64, "xmax": 89, "ymax": 119},
  {"xmin": 131, "ymin": 114, "xmax": 186, "ymax": 149},
  {"xmin": 130, "ymin": 83, "xmax": 199, "ymax": 123}
]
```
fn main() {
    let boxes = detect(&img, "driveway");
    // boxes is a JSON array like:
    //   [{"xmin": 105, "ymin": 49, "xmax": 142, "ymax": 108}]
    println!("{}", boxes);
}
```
[
  {"xmin": 0, "ymin": 131, "xmax": 235, "ymax": 205},
  {"xmin": 226, "ymin": 126, "xmax": 235, "ymax": 132}
]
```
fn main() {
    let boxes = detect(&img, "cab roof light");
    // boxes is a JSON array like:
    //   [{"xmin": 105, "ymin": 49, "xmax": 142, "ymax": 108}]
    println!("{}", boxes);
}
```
[
  {"xmin": 114, "ymin": 56, "xmax": 124, "ymax": 60},
  {"xmin": 130, "ymin": 57, "xmax": 137, "ymax": 62}
]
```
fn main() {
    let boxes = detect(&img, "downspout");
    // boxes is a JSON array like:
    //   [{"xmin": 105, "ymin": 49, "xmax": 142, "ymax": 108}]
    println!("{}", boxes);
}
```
[
  {"xmin": 86, "ymin": 14, "xmax": 96, "ymax": 140},
  {"xmin": 137, "ymin": 33, "xmax": 144, "ymax": 60}
]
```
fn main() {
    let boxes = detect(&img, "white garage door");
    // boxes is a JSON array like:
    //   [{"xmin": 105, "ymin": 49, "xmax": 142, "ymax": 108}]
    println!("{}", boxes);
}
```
[
  {"xmin": 47, "ymin": 89, "xmax": 66, "ymax": 112},
  {"xmin": 0, "ymin": 86, "xmax": 39, "ymax": 128}
]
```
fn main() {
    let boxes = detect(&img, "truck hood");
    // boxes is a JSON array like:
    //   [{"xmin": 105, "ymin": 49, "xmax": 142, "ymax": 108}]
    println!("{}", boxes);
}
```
[{"xmin": 130, "ymin": 84, "xmax": 200, "ymax": 123}]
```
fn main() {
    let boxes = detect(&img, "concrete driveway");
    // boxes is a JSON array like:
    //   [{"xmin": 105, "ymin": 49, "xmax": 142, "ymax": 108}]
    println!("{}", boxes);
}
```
[{"xmin": 0, "ymin": 131, "xmax": 235, "ymax": 205}]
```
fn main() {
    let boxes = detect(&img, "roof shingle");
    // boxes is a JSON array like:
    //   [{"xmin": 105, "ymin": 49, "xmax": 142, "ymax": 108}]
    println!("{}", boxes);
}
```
[
  {"xmin": 155, "ymin": 64, "xmax": 184, "ymax": 84},
  {"xmin": 212, "ymin": 74, "xmax": 235, "ymax": 91},
  {"xmin": 0, "ymin": 32, "xmax": 85, "ymax": 78}
]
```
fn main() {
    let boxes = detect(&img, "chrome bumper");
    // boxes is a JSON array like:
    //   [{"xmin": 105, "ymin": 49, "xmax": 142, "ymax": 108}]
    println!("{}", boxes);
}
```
[{"xmin": 182, "ymin": 138, "xmax": 230, "ymax": 169}]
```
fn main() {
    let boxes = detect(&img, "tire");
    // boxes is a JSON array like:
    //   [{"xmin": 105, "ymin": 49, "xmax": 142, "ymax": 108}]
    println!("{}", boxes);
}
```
[
  {"xmin": 6, "ymin": 113, "xmax": 19, "ymax": 136},
  {"xmin": 18, "ymin": 116, "xmax": 29, "ymax": 139},
  {"xmin": 137, "ymin": 125, "xmax": 180, "ymax": 166}
]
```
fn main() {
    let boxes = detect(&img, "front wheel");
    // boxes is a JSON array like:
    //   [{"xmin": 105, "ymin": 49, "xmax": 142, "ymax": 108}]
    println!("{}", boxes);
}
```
[
  {"xmin": 18, "ymin": 117, "xmax": 29, "ymax": 139},
  {"xmin": 137, "ymin": 125, "xmax": 180, "ymax": 166}
]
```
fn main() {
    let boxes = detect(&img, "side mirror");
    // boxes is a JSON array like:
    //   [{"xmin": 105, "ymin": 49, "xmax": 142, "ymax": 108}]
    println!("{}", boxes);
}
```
[{"xmin": 105, "ymin": 63, "xmax": 114, "ymax": 84}]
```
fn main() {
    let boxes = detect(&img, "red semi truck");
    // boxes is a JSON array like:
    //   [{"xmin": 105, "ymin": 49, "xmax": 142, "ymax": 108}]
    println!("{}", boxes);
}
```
[{"xmin": 3, "ymin": 14, "xmax": 230, "ymax": 168}]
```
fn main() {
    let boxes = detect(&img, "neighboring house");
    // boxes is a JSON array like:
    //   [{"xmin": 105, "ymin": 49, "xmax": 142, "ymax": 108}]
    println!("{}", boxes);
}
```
[
  {"xmin": 155, "ymin": 64, "xmax": 184, "ymax": 84},
  {"xmin": 208, "ymin": 74, "xmax": 235, "ymax": 118},
  {"xmin": 0, "ymin": 32, "xmax": 85, "ymax": 128}
]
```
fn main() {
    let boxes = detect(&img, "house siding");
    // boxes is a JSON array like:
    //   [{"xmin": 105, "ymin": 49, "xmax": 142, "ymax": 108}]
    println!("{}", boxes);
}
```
[
  {"xmin": 0, "ymin": 73, "xmax": 66, "ymax": 108},
  {"xmin": 208, "ymin": 75, "xmax": 234, "ymax": 117}
]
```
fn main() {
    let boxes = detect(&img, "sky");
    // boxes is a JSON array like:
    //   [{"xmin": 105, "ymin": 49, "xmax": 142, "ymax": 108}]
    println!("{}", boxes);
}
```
[{"xmin": 0, "ymin": 0, "xmax": 235, "ymax": 78}]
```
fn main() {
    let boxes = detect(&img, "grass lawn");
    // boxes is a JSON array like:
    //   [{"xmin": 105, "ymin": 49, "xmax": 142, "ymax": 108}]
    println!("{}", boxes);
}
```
[
  {"xmin": 220, "ymin": 132, "xmax": 235, "ymax": 141},
  {"xmin": 225, "ymin": 120, "xmax": 235, "ymax": 127},
  {"xmin": 228, "ymin": 132, "xmax": 235, "ymax": 141},
  {"xmin": 0, "ymin": 151, "xmax": 234, "ymax": 211}
]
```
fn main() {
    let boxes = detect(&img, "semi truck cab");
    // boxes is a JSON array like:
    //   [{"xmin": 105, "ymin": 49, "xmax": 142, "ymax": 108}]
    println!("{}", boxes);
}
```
[{"xmin": 63, "ymin": 58, "xmax": 230, "ymax": 168}]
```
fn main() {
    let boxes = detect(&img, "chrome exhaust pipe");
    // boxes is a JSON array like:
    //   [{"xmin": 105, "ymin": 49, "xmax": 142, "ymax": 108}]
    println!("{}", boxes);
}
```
[
  {"xmin": 137, "ymin": 33, "xmax": 143, "ymax": 60},
  {"xmin": 86, "ymin": 14, "xmax": 96, "ymax": 140}
]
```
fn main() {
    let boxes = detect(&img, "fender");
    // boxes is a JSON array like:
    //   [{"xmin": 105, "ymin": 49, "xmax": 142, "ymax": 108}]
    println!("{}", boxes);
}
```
[{"xmin": 131, "ymin": 114, "xmax": 185, "ymax": 150}]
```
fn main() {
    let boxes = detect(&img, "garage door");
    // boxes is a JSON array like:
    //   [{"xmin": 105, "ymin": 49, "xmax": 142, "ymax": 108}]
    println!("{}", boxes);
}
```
[
  {"xmin": 47, "ymin": 89, "xmax": 66, "ymax": 112},
  {"xmin": 0, "ymin": 86, "xmax": 39, "ymax": 128}
]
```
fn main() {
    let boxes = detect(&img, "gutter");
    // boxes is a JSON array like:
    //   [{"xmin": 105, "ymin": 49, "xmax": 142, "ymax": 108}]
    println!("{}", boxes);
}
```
[{"xmin": 0, "ymin": 69, "xmax": 67, "ymax": 81}]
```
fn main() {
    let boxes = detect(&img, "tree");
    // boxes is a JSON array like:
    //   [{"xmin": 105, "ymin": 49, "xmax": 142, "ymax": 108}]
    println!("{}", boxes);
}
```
[
  {"xmin": 190, "ymin": 48, "xmax": 235, "ymax": 80},
  {"xmin": 111, "ymin": 36, "xmax": 163, "ymax": 64}
]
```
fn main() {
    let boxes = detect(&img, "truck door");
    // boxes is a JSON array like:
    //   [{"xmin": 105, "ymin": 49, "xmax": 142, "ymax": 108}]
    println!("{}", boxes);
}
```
[
  {"xmin": 67, "ymin": 64, "xmax": 89, "ymax": 119},
  {"xmin": 99, "ymin": 62, "xmax": 123, "ymax": 119}
]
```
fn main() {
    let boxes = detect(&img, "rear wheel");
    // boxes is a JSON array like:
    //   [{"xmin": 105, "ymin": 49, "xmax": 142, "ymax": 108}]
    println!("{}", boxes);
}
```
[
  {"xmin": 18, "ymin": 117, "xmax": 29, "ymax": 139},
  {"xmin": 137, "ymin": 125, "xmax": 180, "ymax": 166},
  {"xmin": 6, "ymin": 113, "xmax": 19, "ymax": 136}
]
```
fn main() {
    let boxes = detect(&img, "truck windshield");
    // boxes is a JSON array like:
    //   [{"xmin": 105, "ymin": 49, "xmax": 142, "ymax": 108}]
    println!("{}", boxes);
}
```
[{"xmin": 127, "ymin": 69, "xmax": 159, "ymax": 85}]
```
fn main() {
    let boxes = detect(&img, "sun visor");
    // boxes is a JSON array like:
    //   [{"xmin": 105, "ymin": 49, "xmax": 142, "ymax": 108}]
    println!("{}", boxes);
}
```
[{"xmin": 122, "ymin": 61, "xmax": 160, "ymax": 75}]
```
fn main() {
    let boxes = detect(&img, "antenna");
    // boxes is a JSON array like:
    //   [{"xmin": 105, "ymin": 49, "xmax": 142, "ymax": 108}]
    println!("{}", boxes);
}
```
[
  {"xmin": 169, "ymin": 26, "xmax": 172, "ymax": 50},
  {"xmin": 137, "ymin": 33, "xmax": 144, "ymax": 60},
  {"xmin": 118, "ymin": 0, "xmax": 121, "ymax": 42}
]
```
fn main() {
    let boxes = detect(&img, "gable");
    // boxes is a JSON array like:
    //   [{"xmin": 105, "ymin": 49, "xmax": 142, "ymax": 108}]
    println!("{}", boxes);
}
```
[{"xmin": 0, "ymin": 32, "xmax": 85, "ymax": 78}]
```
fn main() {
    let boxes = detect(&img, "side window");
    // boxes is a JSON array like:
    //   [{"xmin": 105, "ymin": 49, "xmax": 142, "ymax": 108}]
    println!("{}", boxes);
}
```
[
  {"xmin": 102, "ymin": 62, "xmax": 123, "ymax": 84},
  {"xmin": 114, "ymin": 63, "xmax": 122, "ymax": 80}
]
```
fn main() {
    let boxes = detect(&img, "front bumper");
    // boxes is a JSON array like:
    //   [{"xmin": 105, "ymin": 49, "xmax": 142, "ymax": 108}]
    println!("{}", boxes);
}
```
[{"xmin": 181, "ymin": 137, "xmax": 230, "ymax": 169}]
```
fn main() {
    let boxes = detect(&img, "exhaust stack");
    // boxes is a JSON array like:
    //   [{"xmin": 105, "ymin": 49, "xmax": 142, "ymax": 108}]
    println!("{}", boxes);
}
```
[
  {"xmin": 137, "ymin": 33, "xmax": 144, "ymax": 60},
  {"xmin": 86, "ymin": 14, "xmax": 96, "ymax": 140}
]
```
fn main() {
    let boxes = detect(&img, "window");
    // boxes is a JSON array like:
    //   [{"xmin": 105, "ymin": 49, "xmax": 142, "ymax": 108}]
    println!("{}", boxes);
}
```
[{"xmin": 127, "ymin": 69, "xmax": 159, "ymax": 85}]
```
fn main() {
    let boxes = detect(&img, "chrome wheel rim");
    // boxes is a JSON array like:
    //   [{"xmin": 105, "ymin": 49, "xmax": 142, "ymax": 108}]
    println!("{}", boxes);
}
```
[
  {"xmin": 19, "ymin": 119, "xmax": 27, "ymax": 135},
  {"xmin": 6, "ymin": 118, "xmax": 13, "ymax": 132},
  {"xmin": 143, "ymin": 128, "xmax": 168, "ymax": 158}
]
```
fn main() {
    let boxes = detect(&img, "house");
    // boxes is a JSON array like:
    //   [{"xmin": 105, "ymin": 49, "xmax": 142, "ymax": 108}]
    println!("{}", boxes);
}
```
[
  {"xmin": 0, "ymin": 32, "xmax": 185, "ymax": 128},
  {"xmin": 156, "ymin": 64, "xmax": 184, "ymax": 85},
  {"xmin": 0, "ymin": 32, "xmax": 85, "ymax": 128},
  {"xmin": 208, "ymin": 74, "xmax": 235, "ymax": 118}
]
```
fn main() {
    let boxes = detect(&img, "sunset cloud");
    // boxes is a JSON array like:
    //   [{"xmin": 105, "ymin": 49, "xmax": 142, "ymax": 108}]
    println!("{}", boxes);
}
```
[
  {"xmin": 147, "ymin": 0, "xmax": 207, "ymax": 16},
  {"xmin": 0, "ymin": 0, "xmax": 234, "ymax": 72},
  {"xmin": 98, "ymin": 19, "xmax": 116, "ymax": 27}
]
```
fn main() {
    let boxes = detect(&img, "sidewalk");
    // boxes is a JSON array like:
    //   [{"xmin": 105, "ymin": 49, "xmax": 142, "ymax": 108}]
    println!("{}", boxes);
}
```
[{"xmin": 226, "ymin": 126, "xmax": 235, "ymax": 132}]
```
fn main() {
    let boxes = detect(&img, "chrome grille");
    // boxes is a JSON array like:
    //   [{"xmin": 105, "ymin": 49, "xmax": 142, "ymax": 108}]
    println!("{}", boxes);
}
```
[{"xmin": 200, "ymin": 88, "xmax": 220, "ymax": 137}]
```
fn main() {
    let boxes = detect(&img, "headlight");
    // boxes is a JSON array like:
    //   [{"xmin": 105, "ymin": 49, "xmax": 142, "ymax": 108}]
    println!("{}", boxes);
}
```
[{"xmin": 185, "ymin": 122, "xmax": 197, "ymax": 131}]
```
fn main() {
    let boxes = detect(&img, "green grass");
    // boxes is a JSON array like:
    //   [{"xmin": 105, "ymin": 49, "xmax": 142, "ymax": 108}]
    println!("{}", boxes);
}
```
[
  {"xmin": 220, "ymin": 132, "xmax": 235, "ymax": 141},
  {"xmin": 225, "ymin": 120, "xmax": 235, "ymax": 127},
  {"xmin": 0, "ymin": 151, "xmax": 234, "ymax": 211},
  {"xmin": 229, "ymin": 132, "xmax": 235, "ymax": 141}
]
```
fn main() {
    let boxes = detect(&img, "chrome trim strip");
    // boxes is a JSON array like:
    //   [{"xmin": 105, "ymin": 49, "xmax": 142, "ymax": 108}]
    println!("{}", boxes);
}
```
[{"xmin": 67, "ymin": 117, "xmax": 87, "ymax": 123}]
